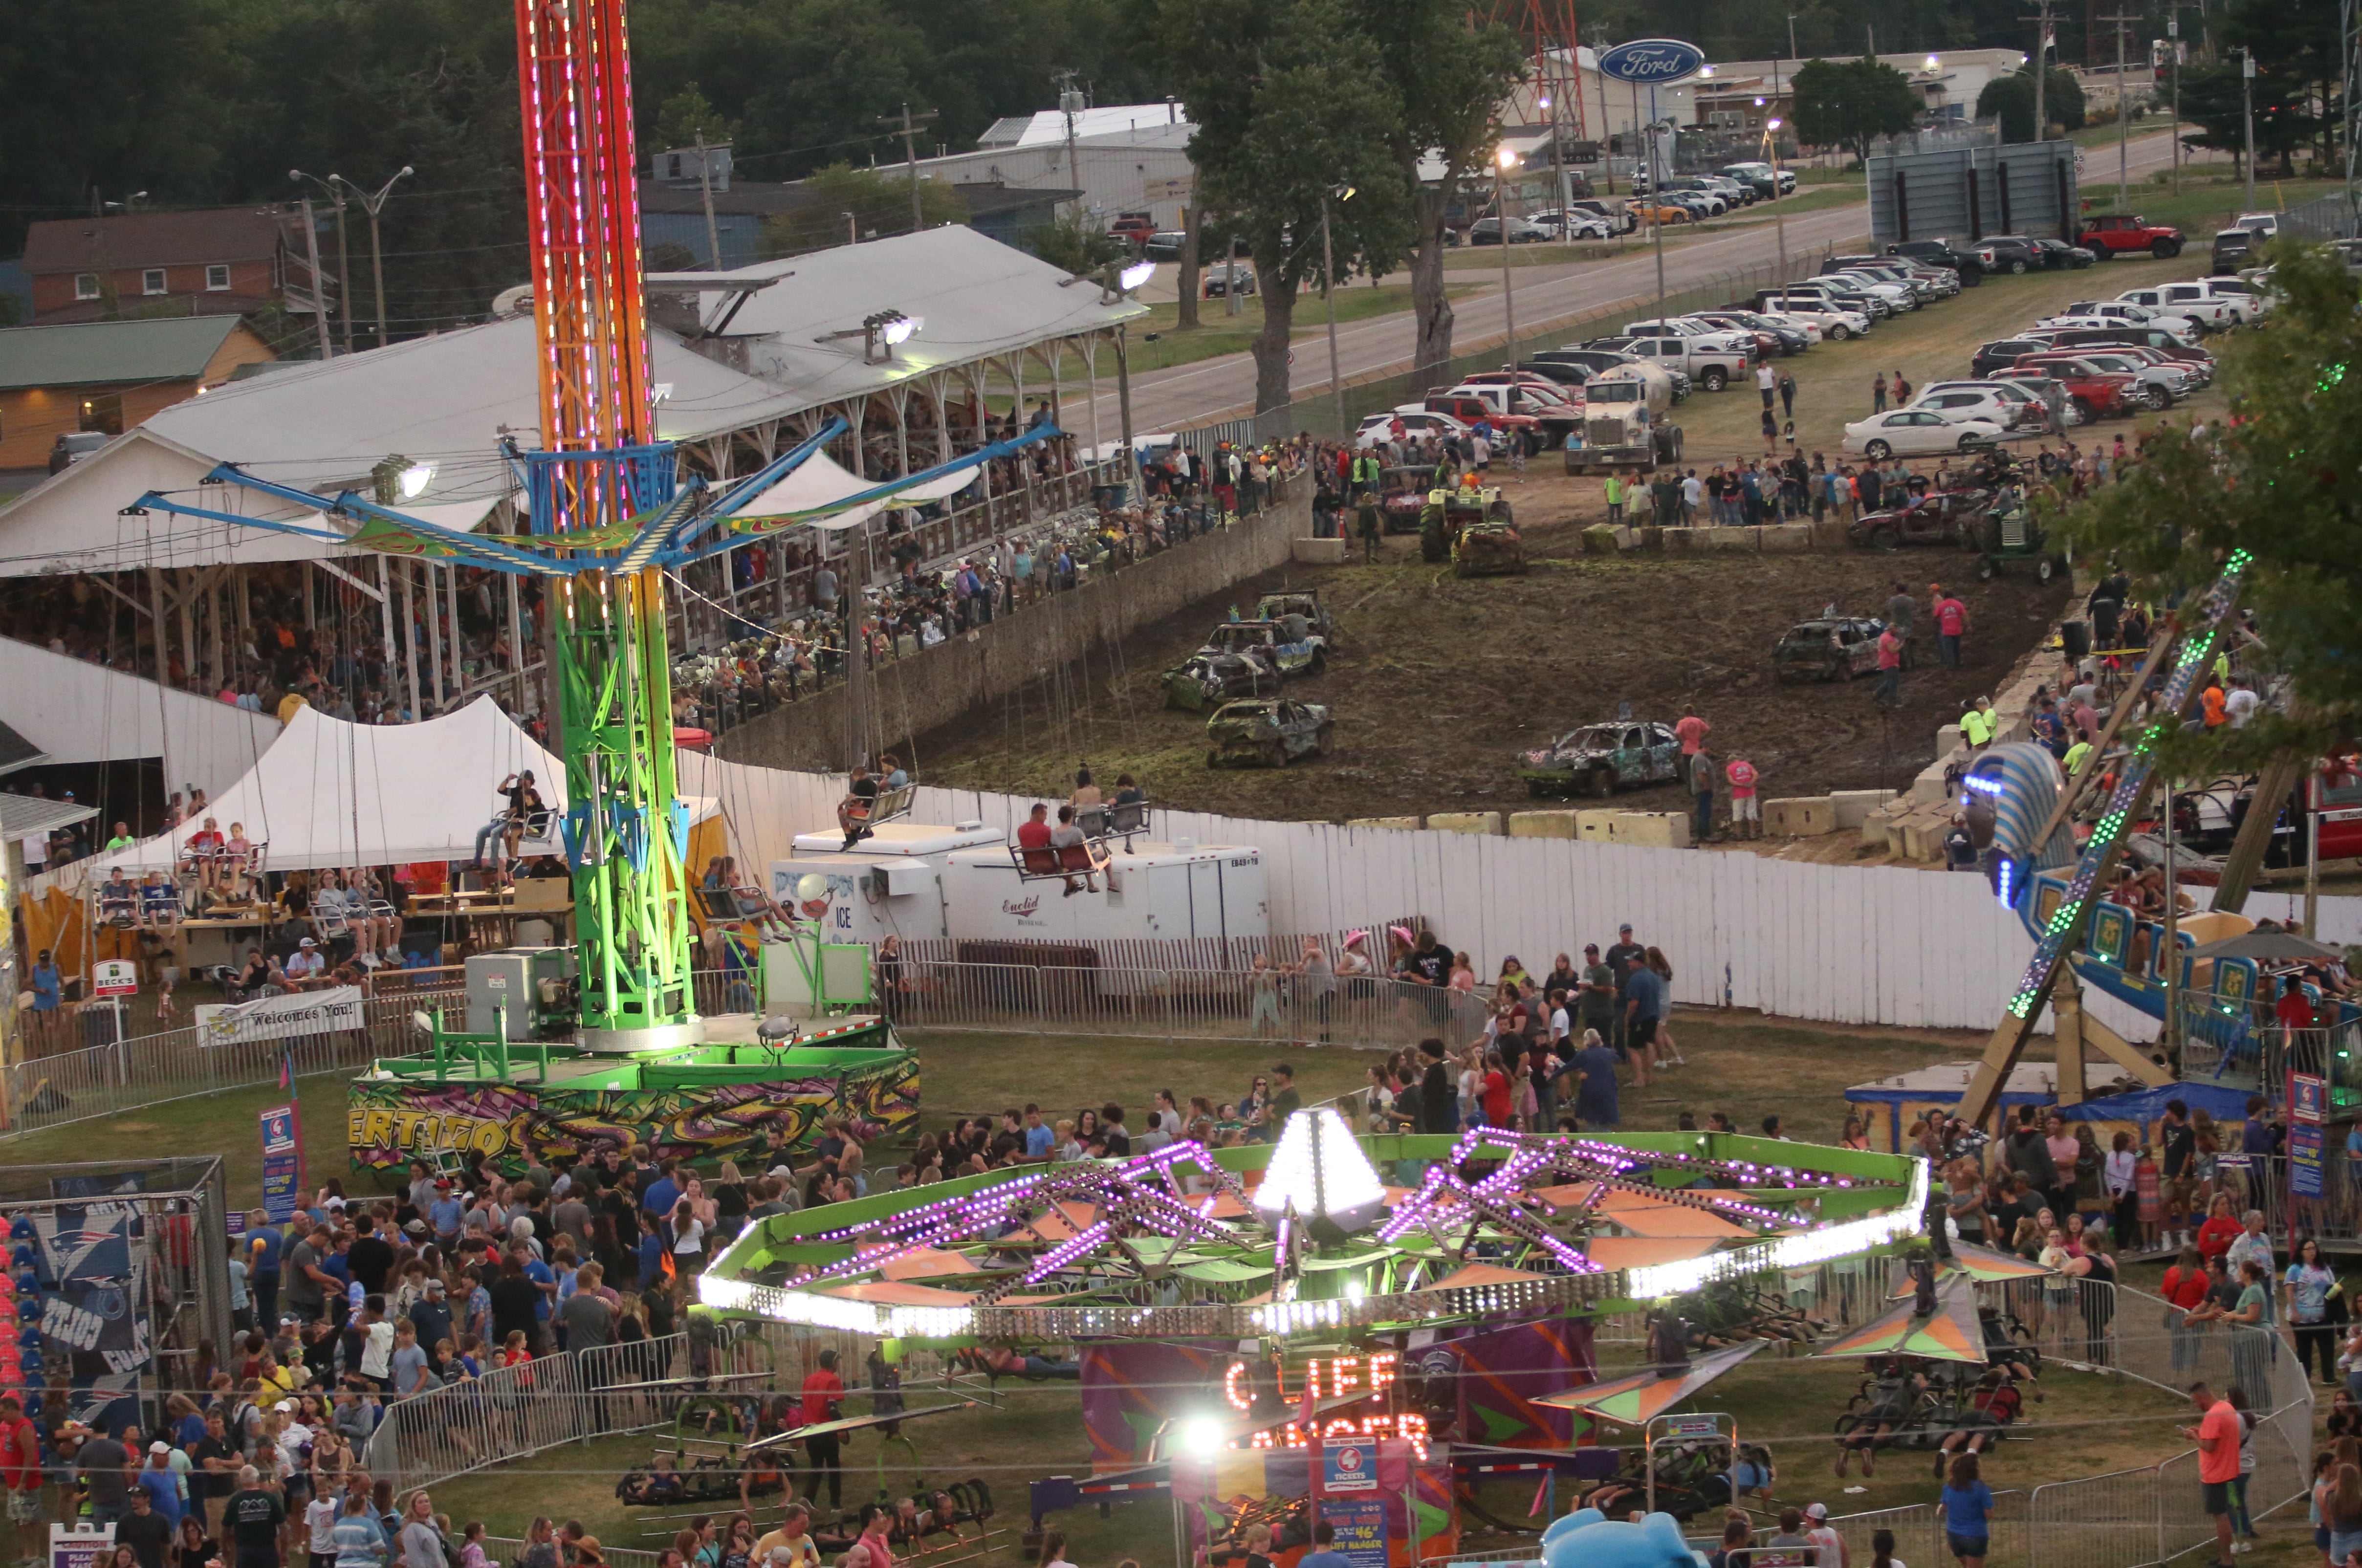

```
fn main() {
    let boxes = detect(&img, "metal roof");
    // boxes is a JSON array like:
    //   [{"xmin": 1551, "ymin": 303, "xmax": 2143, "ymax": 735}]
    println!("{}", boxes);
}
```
[
  {"xmin": 694, "ymin": 225, "xmax": 1146, "ymax": 413},
  {"xmin": 0, "ymin": 793, "xmax": 97, "ymax": 838},
  {"xmin": 0, "ymin": 316, "xmax": 250, "ymax": 392},
  {"xmin": 0, "ymin": 718, "xmax": 47, "ymax": 775}
]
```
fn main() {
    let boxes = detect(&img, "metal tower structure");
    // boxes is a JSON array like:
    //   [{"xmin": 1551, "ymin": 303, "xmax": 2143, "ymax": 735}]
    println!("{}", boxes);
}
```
[
  {"xmin": 509, "ymin": 0, "xmax": 695, "ymax": 1050},
  {"xmin": 1486, "ymin": 0, "xmax": 1588, "ymax": 168}
]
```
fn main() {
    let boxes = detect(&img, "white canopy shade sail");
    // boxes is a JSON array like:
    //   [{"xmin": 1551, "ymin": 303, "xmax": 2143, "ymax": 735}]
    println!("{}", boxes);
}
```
[{"xmin": 724, "ymin": 447, "xmax": 982, "ymax": 531}]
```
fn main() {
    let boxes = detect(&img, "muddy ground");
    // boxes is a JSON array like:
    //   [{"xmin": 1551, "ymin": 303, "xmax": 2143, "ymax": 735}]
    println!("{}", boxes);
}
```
[{"xmin": 908, "ymin": 489, "xmax": 2074, "ymax": 820}]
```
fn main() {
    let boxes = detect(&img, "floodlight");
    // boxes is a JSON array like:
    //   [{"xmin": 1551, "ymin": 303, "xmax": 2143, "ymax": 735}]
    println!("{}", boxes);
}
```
[
  {"xmin": 1252, "ymin": 1108, "xmax": 1387, "ymax": 1238},
  {"xmin": 1119, "ymin": 258, "xmax": 1157, "ymax": 291},
  {"xmin": 398, "ymin": 463, "xmax": 435, "ymax": 500}
]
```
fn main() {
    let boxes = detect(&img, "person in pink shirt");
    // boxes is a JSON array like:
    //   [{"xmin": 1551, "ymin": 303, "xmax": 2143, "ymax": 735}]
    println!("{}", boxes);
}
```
[
  {"xmin": 1874, "ymin": 624, "xmax": 1905, "ymax": 708},
  {"xmin": 1930, "ymin": 583, "xmax": 1970, "ymax": 668},
  {"xmin": 1673, "ymin": 706, "xmax": 1711, "ymax": 755},
  {"xmin": 1725, "ymin": 756, "xmax": 1760, "ymax": 840}
]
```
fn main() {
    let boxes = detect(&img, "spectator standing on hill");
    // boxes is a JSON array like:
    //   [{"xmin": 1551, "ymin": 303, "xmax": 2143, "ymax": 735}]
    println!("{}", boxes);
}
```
[{"xmin": 1872, "ymin": 371, "xmax": 1888, "ymax": 413}]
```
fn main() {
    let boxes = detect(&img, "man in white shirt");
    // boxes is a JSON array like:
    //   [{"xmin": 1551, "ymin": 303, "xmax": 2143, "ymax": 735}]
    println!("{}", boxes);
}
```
[
  {"xmin": 2223, "ymin": 674, "xmax": 2259, "ymax": 728},
  {"xmin": 1802, "ymin": 1502, "xmax": 1848, "ymax": 1568},
  {"xmin": 1680, "ymin": 471, "xmax": 1704, "ymax": 520}
]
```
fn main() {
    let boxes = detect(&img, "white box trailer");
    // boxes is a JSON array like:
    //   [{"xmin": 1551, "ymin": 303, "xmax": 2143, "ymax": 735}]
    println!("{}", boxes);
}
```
[
  {"xmin": 940, "ymin": 841, "xmax": 1268, "ymax": 946},
  {"xmin": 770, "ymin": 820, "xmax": 1003, "ymax": 944}
]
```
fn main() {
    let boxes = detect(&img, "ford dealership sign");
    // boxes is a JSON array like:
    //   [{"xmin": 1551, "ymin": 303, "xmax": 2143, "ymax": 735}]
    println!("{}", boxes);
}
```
[{"xmin": 1596, "ymin": 38, "xmax": 1708, "ymax": 85}]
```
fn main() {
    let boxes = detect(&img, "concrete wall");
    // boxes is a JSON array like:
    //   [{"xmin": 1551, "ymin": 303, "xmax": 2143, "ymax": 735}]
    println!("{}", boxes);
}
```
[{"xmin": 715, "ymin": 482, "xmax": 1312, "ymax": 772}]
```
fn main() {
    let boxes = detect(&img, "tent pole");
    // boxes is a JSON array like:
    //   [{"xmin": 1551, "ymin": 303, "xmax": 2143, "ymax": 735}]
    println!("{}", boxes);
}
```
[
  {"xmin": 147, "ymin": 568, "xmax": 170, "ymax": 687},
  {"xmin": 506, "ymin": 570, "xmax": 525, "ymax": 714},
  {"xmin": 377, "ymin": 556, "xmax": 399, "ymax": 718},
  {"xmin": 304, "ymin": 563, "xmax": 317, "ymax": 632},
  {"xmin": 445, "ymin": 564, "xmax": 463, "ymax": 700},
  {"xmin": 399, "ymin": 563, "xmax": 422, "ymax": 720},
  {"xmin": 425, "ymin": 562, "xmax": 447, "ymax": 712},
  {"xmin": 178, "ymin": 573, "xmax": 197, "ymax": 695}
]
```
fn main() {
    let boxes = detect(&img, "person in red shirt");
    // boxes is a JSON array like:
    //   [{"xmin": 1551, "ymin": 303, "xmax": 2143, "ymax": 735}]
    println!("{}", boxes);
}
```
[
  {"xmin": 798, "ymin": 1349, "xmax": 846, "ymax": 1515},
  {"xmin": 1479, "ymin": 1050, "xmax": 1514, "ymax": 1129},
  {"xmin": 1724, "ymin": 756, "xmax": 1760, "ymax": 840},
  {"xmin": 1014, "ymin": 805, "xmax": 1053, "ymax": 853},
  {"xmin": 1672, "ymin": 706, "xmax": 1711, "ymax": 756},
  {"xmin": 0, "ymin": 1394, "xmax": 43, "ymax": 1562},
  {"xmin": 1930, "ymin": 584, "xmax": 1969, "ymax": 668},
  {"xmin": 2276, "ymin": 976, "xmax": 2319, "ymax": 1035},
  {"xmin": 2193, "ymin": 1194, "xmax": 2244, "ymax": 1263}
]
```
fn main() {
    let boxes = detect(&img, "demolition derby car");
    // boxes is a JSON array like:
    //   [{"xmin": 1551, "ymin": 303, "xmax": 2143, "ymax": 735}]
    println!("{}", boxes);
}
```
[
  {"xmin": 1254, "ymin": 589, "xmax": 1338, "ymax": 644},
  {"xmin": 1517, "ymin": 720, "xmax": 1683, "ymax": 797},
  {"xmin": 1206, "ymin": 699, "xmax": 1334, "ymax": 767},
  {"xmin": 1419, "ymin": 482, "xmax": 1517, "ymax": 566},
  {"xmin": 1161, "ymin": 649, "xmax": 1280, "ymax": 711},
  {"xmin": 1773, "ymin": 613, "xmax": 1908, "ymax": 682}
]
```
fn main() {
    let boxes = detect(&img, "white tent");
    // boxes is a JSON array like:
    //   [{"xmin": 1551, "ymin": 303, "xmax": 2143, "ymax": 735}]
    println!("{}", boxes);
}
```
[
  {"xmin": 725, "ymin": 446, "xmax": 982, "ymax": 529},
  {"xmin": 101, "ymin": 697, "xmax": 565, "ymax": 874},
  {"xmin": 0, "ymin": 634, "xmax": 280, "ymax": 804}
]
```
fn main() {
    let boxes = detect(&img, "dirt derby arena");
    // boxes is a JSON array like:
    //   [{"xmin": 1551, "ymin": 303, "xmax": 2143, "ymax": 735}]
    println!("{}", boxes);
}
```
[{"xmin": 912, "ymin": 471, "xmax": 2074, "ymax": 823}]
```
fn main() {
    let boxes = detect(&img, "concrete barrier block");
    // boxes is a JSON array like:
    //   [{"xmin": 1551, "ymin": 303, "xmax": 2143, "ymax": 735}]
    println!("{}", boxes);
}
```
[
  {"xmin": 1897, "ymin": 810, "xmax": 1953, "ymax": 863},
  {"xmin": 1863, "ymin": 798, "xmax": 1915, "ymax": 851},
  {"xmin": 1831, "ymin": 789, "xmax": 1894, "ymax": 828},
  {"xmin": 1613, "ymin": 811, "xmax": 1693, "ymax": 849},
  {"xmin": 1697, "ymin": 526, "xmax": 1755, "ymax": 551},
  {"xmin": 1761, "ymin": 522, "xmax": 1815, "ymax": 551},
  {"xmin": 1508, "ymin": 810, "xmax": 1583, "ymax": 839},
  {"xmin": 1661, "ymin": 527, "xmax": 1699, "ymax": 552},
  {"xmin": 1426, "ymin": 810, "xmax": 1504, "ymax": 836},
  {"xmin": 1809, "ymin": 517, "xmax": 1850, "ymax": 548},
  {"xmin": 1580, "ymin": 524, "xmax": 1622, "ymax": 554},
  {"xmin": 1292, "ymin": 536, "xmax": 1347, "ymax": 565},
  {"xmin": 1763, "ymin": 796, "xmax": 1835, "ymax": 837},
  {"xmin": 1576, "ymin": 809, "xmax": 1621, "ymax": 841},
  {"xmin": 1347, "ymin": 815, "xmax": 1424, "ymax": 831}
]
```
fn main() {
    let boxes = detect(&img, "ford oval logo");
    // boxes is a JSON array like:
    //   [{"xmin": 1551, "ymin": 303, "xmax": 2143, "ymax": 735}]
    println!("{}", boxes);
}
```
[{"xmin": 1596, "ymin": 38, "xmax": 1707, "ymax": 84}]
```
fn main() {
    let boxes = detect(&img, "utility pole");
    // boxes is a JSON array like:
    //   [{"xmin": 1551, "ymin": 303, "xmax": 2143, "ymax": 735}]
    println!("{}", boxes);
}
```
[
  {"xmin": 291, "ymin": 171, "xmax": 350, "ymax": 352},
  {"xmin": 1495, "ymin": 147, "xmax": 1520, "ymax": 361},
  {"xmin": 1054, "ymin": 70, "xmax": 1087, "ymax": 223},
  {"xmin": 1319, "ymin": 186, "xmax": 1350, "ymax": 440},
  {"xmin": 1646, "ymin": 88, "xmax": 1668, "ymax": 320},
  {"xmin": 292, "ymin": 194, "xmax": 333, "ymax": 359},
  {"xmin": 877, "ymin": 103, "xmax": 939, "ymax": 232},
  {"xmin": 333, "ymin": 167, "xmax": 415, "ymax": 350},
  {"xmin": 2168, "ymin": 8, "xmax": 2184, "ymax": 192},
  {"xmin": 2100, "ymin": 8, "xmax": 2138, "ymax": 211},
  {"xmin": 2242, "ymin": 47, "xmax": 2257, "ymax": 210},
  {"xmin": 1787, "ymin": 10, "xmax": 1800, "ymax": 61},
  {"xmin": 2022, "ymin": 0, "xmax": 2055, "ymax": 144},
  {"xmin": 693, "ymin": 130, "xmax": 723, "ymax": 268}
]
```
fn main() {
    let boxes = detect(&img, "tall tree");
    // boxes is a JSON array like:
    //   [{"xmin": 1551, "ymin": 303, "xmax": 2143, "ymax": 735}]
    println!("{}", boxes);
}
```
[
  {"xmin": 1351, "ymin": 0, "xmax": 1526, "ymax": 384},
  {"xmin": 1156, "ymin": 0, "xmax": 1413, "ymax": 419},
  {"xmin": 1975, "ymin": 66, "xmax": 2084, "ymax": 142},
  {"xmin": 1789, "ymin": 56, "xmax": 1924, "ymax": 164},
  {"xmin": 2051, "ymin": 242, "xmax": 2362, "ymax": 763}
]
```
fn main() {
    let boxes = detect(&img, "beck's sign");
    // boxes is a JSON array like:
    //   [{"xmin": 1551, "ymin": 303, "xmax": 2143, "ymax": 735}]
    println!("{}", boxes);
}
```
[{"xmin": 1596, "ymin": 38, "xmax": 1708, "ymax": 85}]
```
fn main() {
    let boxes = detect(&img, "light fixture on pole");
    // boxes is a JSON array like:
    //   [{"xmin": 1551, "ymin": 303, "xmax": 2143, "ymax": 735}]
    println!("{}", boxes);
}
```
[
  {"xmin": 331, "ymin": 166, "xmax": 416, "ymax": 350},
  {"xmin": 285, "ymin": 172, "xmax": 337, "ymax": 360},
  {"xmin": 1494, "ymin": 145, "xmax": 1521, "ymax": 364},
  {"xmin": 291, "ymin": 170, "xmax": 354, "ymax": 353},
  {"xmin": 1319, "ymin": 182, "xmax": 1354, "ymax": 441},
  {"xmin": 816, "ymin": 309, "xmax": 924, "ymax": 364},
  {"xmin": 1763, "ymin": 117, "xmax": 1789, "ymax": 280}
]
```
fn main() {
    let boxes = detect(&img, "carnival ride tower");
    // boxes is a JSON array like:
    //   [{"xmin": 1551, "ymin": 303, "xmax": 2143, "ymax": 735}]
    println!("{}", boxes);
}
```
[{"xmin": 511, "ymin": 0, "xmax": 695, "ymax": 1050}]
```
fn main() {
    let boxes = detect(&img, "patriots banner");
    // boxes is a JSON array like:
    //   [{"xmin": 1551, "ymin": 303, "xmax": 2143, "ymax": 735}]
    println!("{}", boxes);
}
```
[{"xmin": 40, "ymin": 1209, "xmax": 134, "ymax": 1286}]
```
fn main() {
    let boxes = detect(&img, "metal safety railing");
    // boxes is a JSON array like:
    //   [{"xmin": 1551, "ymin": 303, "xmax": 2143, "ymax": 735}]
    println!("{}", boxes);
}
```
[
  {"xmin": 3, "ymin": 982, "xmax": 463, "ymax": 1139},
  {"xmin": 879, "ymin": 958, "xmax": 1497, "ymax": 1051}
]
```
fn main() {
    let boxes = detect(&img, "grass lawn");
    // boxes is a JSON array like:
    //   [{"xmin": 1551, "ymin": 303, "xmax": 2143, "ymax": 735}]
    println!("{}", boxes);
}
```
[
  {"xmin": 2090, "ymin": 172, "xmax": 2345, "ymax": 238},
  {"xmin": 1662, "ymin": 249, "xmax": 2224, "ymax": 471},
  {"xmin": 1123, "ymin": 284, "xmax": 1484, "ymax": 376}
]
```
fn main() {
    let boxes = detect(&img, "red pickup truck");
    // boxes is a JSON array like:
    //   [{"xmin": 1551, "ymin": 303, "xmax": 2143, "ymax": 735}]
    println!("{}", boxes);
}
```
[
  {"xmin": 2008, "ymin": 354, "xmax": 2140, "ymax": 421},
  {"xmin": 2077, "ymin": 213, "xmax": 2185, "ymax": 260}
]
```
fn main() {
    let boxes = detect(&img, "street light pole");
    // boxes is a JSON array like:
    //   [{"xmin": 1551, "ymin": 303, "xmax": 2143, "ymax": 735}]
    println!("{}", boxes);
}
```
[
  {"xmin": 2168, "ymin": 8, "xmax": 2184, "ymax": 193},
  {"xmin": 1646, "ymin": 89, "xmax": 1668, "ymax": 321},
  {"xmin": 1495, "ymin": 147, "xmax": 1522, "ymax": 361},
  {"xmin": 1319, "ymin": 186, "xmax": 1351, "ymax": 440},
  {"xmin": 1765, "ymin": 117, "xmax": 1790, "ymax": 279},
  {"xmin": 333, "ymin": 167, "xmax": 415, "ymax": 349},
  {"xmin": 2241, "ymin": 48, "xmax": 2257, "ymax": 211}
]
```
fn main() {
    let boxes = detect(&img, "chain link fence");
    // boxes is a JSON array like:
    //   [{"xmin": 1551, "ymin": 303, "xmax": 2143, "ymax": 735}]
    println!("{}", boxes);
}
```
[{"xmin": 2277, "ymin": 191, "xmax": 2360, "ymax": 244}]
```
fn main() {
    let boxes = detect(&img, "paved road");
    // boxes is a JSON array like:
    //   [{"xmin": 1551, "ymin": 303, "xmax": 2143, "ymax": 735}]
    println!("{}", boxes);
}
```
[{"xmin": 1091, "ymin": 129, "xmax": 2199, "ymax": 435}]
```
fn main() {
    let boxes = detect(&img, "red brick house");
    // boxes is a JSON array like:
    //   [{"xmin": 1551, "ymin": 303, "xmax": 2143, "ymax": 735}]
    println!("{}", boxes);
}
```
[{"xmin": 21, "ymin": 206, "xmax": 334, "ymax": 326}]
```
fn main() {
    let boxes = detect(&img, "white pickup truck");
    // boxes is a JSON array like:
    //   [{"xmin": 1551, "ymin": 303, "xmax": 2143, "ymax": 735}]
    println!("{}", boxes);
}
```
[{"xmin": 1600, "ymin": 321, "xmax": 1753, "ymax": 392}]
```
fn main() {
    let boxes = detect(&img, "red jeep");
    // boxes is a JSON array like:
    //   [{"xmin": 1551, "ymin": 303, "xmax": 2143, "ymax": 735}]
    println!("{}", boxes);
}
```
[
  {"xmin": 2077, "ymin": 213, "xmax": 2185, "ymax": 260},
  {"xmin": 2010, "ymin": 355, "xmax": 2140, "ymax": 420}
]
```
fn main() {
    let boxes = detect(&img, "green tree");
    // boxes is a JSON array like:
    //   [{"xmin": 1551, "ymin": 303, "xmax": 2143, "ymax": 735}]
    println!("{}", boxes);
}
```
[
  {"xmin": 1155, "ymin": 0, "xmax": 1414, "ymax": 418},
  {"xmin": 1789, "ymin": 56, "xmax": 1924, "ymax": 165},
  {"xmin": 1351, "ymin": 0, "xmax": 1526, "ymax": 384},
  {"xmin": 2051, "ymin": 242, "xmax": 2362, "ymax": 763},
  {"xmin": 651, "ymin": 83, "xmax": 739, "ymax": 153},
  {"xmin": 2177, "ymin": 63, "xmax": 2316, "ymax": 178},
  {"xmin": 1975, "ymin": 66, "xmax": 2085, "ymax": 142},
  {"xmin": 760, "ymin": 163, "xmax": 966, "ymax": 257}
]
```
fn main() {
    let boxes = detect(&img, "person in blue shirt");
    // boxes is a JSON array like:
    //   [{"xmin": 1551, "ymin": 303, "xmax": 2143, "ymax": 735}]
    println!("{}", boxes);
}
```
[
  {"xmin": 245, "ymin": 1216, "xmax": 284, "ymax": 1330},
  {"xmin": 641, "ymin": 1161, "xmax": 682, "ymax": 1234},
  {"xmin": 329, "ymin": 1491, "xmax": 389, "ymax": 1568},
  {"xmin": 29, "ymin": 952, "xmax": 60, "ymax": 1013},
  {"xmin": 1622, "ymin": 955, "xmax": 1666, "ymax": 1091},
  {"xmin": 427, "ymin": 1186, "xmax": 466, "ymax": 1251},
  {"xmin": 1022, "ymin": 1106, "xmax": 1056, "ymax": 1160},
  {"xmin": 1570, "ymin": 1031, "xmax": 1621, "ymax": 1128},
  {"xmin": 1942, "ymin": 1450, "xmax": 1995, "ymax": 1567},
  {"xmin": 135, "ymin": 1445, "xmax": 184, "ymax": 1528},
  {"xmin": 1295, "ymin": 1521, "xmax": 1352, "ymax": 1568}
]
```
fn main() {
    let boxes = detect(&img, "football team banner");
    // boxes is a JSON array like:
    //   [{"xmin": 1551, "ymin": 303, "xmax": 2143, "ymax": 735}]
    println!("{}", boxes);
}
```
[{"xmin": 195, "ymin": 986, "xmax": 364, "ymax": 1047}]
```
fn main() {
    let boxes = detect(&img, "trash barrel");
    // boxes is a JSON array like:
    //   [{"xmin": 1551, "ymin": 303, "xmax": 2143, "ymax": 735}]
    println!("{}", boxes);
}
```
[{"xmin": 2061, "ymin": 618, "xmax": 2091, "ymax": 660}]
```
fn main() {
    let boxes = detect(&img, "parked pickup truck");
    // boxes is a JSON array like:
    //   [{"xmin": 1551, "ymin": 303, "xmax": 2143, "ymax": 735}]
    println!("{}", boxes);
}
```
[
  {"xmin": 2078, "ymin": 213, "xmax": 2185, "ymax": 260},
  {"xmin": 1589, "ymin": 330, "xmax": 1749, "ymax": 392}
]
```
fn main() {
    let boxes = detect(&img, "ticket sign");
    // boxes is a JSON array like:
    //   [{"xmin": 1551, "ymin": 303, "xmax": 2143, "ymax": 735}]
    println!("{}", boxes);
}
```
[
  {"xmin": 1322, "ymin": 1436, "xmax": 1378, "ymax": 1494},
  {"xmin": 2292, "ymin": 1072, "xmax": 2326, "ymax": 1125},
  {"xmin": 91, "ymin": 959, "xmax": 137, "ymax": 998},
  {"xmin": 1664, "ymin": 1415, "xmax": 1721, "ymax": 1437}
]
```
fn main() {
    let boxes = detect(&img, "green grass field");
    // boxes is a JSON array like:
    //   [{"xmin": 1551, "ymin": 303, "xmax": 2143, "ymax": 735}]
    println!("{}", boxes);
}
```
[{"xmin": 1123, "ymin": 283, "xmax": 1486, "ymax": 376}]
